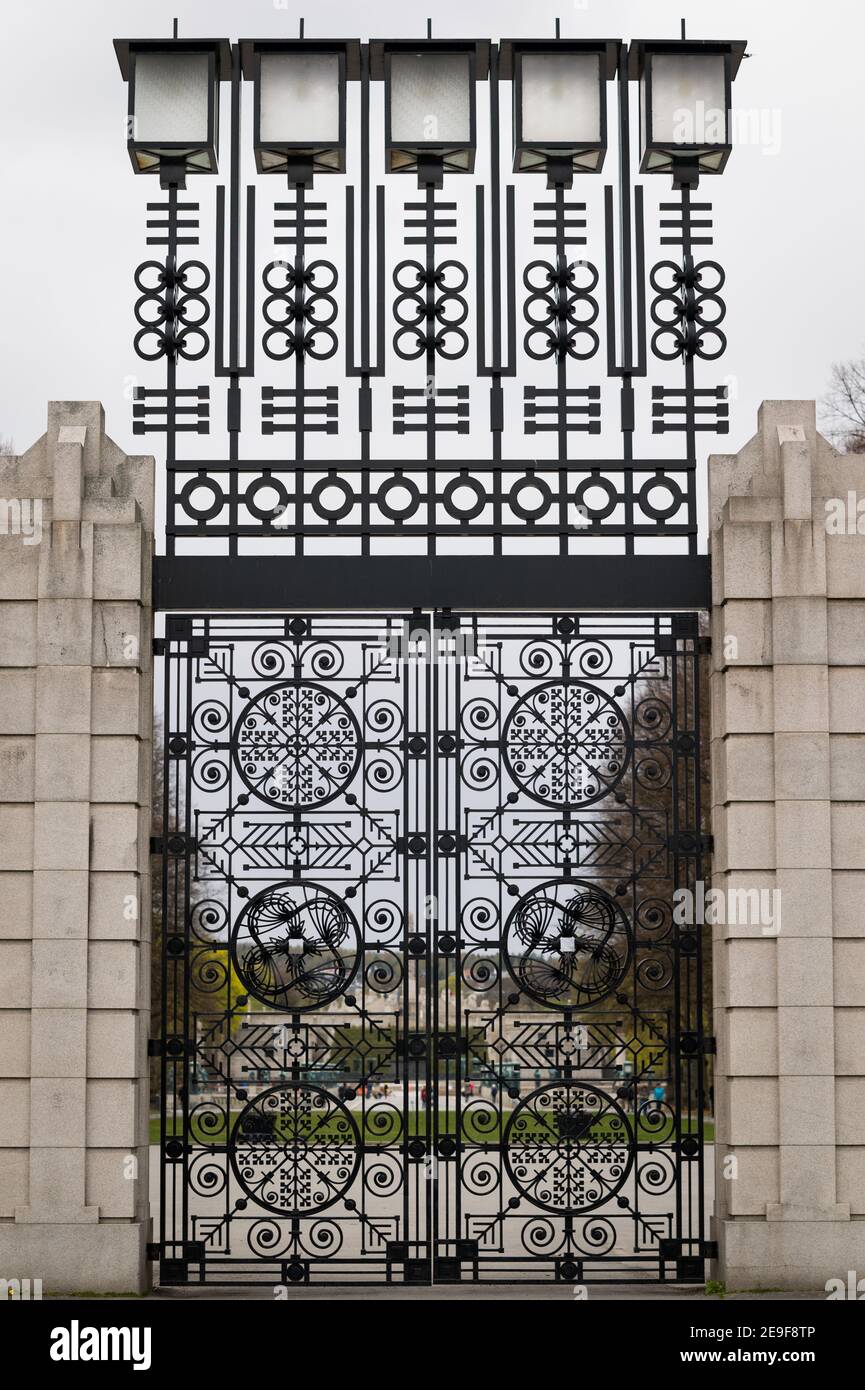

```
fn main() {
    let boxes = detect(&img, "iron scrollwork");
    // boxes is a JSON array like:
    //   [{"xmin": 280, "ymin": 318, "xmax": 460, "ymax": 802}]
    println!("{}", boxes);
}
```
[{"xmin": 158, "ymin": 611, "xmax": 708, "ymax": 1285}]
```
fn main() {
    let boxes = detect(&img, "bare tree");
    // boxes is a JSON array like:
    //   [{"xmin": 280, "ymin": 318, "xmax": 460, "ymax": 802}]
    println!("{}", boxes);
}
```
[
  {"xmin": 0, "ymin": 436, "xmax": 14, "ymax": 456},
  {"xmin": 821, "ymin": 354, "xmax": 865, "ymax": 452}
]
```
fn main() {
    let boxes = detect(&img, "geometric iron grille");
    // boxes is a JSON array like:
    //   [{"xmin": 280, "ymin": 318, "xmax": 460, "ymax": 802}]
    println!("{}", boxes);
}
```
[
  {"xmin": 154, "ymin": 610, "xmax": 709, "ymax": 1285},
  {"xmin": 150, "ymin": 176, "xmax": 724, "ymax": 557}
]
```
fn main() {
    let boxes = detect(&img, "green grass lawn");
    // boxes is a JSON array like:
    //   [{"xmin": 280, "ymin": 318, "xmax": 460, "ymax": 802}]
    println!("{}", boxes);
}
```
[{"xmin": 149, "ymin": 1111, "xmax": 715, "ymax": 1147}]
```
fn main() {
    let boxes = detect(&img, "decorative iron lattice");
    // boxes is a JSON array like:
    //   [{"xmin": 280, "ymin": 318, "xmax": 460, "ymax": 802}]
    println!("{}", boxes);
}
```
[
  {"xmin": 132, "ymin": 43, "xmax": 731, "ymax": 562},
  {"xmin": 155, "ymin": 611, "xmax": 709, "ymax": 1285}
]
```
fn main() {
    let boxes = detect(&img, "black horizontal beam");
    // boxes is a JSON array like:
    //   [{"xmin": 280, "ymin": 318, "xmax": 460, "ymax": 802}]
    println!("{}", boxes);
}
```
[{"xmin": 153, "ymin": 555, "xmax": 711, "ymax": 612}]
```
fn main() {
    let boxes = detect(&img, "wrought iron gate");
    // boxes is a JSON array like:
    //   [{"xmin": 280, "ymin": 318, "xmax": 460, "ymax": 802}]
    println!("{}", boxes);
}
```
[{"xmin": 155, "ymin": 609, "xmax": 709, "ymax": 1286}]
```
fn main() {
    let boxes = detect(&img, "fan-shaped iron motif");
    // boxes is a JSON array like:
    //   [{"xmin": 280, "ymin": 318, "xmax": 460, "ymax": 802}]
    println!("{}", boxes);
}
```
[
  {"xmin": 233, "ymin": 680, "xmax": 361, "ymax": 808},
  {"xmin": 229, "ymin": 1083, "xmax": 361, "ymax": 1217},
  {"xmin": 505, "ymin": 880, "xmax": 632, "ymax": 1007},
  {"xmin": 502, "ymin": 679, "xmax": 630, "ymax": 807},
  {"xmin": 231, "ymin": 881, "xmax": 360, "ymax": 1011},
  {"xmin": 504, "ymin": 1081, "xmax": 634, "ymax": 1214}
]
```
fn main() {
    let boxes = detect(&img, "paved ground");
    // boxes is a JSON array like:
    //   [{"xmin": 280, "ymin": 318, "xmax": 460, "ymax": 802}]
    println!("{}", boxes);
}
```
[{"xmin": 150, "ymin": 1284, "xmax": 824, "ymax": 1301}]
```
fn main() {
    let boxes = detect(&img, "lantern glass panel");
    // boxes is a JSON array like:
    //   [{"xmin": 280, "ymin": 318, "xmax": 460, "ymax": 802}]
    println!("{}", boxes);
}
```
[
  {"xmin": 650, "ymin": 52, "xmax": 726, "ymax": 145},
  {"xmin": 390, "ymin": 53, "xmax": 471, "ymax": 145},
  {"xmin": 521, "ymin": 53, "xmax": 601, "ymax": 144},
  {"xmin": 260, "ymin": 52, "xmax": 340, "ymax": 143},
  {"xmin": 133, "ymin": 52, "xmax": 210, "ymax": 144}
]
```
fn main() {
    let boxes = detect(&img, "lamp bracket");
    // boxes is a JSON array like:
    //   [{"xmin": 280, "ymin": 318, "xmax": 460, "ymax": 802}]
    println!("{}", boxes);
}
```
[{"xmin": 159, "ymin": 159, "xmax": 188, "ymax": 190}]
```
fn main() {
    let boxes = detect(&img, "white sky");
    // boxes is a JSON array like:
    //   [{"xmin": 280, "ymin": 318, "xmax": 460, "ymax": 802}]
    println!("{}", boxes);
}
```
[{"xmin": 1, "ymin": 0, "xmax": 862, "ymax": 548}]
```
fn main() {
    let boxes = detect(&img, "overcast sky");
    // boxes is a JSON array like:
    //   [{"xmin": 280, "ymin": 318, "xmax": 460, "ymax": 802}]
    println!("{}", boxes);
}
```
[{"xmin": 1, "ymin": 0, "xmax": 862, "ymax": 542}]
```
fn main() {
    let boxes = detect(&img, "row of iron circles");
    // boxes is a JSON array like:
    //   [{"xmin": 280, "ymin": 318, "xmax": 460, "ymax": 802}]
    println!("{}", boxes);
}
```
[
  {"xmin": 175, "ymin": 459, "xmax": 680, "ymax": 537},
  {"xmin": 227, "ymin": 1076, "xmax": 636, "ymax": 1219},
  {"xmin": 392, "ymin": 259, "xmax": 469, "ymax": 360},
  {"xmin": 203, "ymin": 473, "xmax": 680, "ymax": 529},
  {"xmin": 523, "ymin": 257, "xmax": 600, "ymax": 361},
  {"xmin": 261, "ymin": 258, "xmax": 339, "ymax": 361},
  {"xmin": 175, "ymin": 469, "xmax": 684, "ymax": 529},
  {"xmin": 133, "ymin": 257, "xmax": 210, "ymax": 361},
  {"xmin": 285, "ymin": 471, "xmax": 643, "ymax": 527},
  {"xmin": 649, "ymin": 257, "xmax": 726, "ymax": 360}
]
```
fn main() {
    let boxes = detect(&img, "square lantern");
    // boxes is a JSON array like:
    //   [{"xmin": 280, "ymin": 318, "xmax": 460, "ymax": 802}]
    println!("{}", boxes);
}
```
[
  {"xmin": 370, "ymin": 41, "xmax": 490, "ymax": 182},
  {"xmin": 500, "ymin": 40, "xmax": 618, "ymax": 182},
  {"xmin": 240, "ymin": 40, "xmax": 361, "ymax": 180},
  {"xmin": 629, "ymin": 40, "xmax": 746, "ymax": 178},
  {"xmin": 114, "ymin": 39, "xmax": 231, "ymax": 181}
]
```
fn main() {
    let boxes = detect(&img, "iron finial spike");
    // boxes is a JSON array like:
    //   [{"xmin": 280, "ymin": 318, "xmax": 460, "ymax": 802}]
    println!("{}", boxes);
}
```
[
  {"xmin": 556, "ymin": 17, "xmax": 561, "ymax": 39},
  {"xmin": 681, "ymin": 18, "xmax": 687, "ymax": 39},
  {"xmin": 427, "ymin": 18, "xmax": 432, "ymax": 39},
  {"xmin": 172, "ymin": 17, "xmax": 178, "ymax": 39},
  {"xmin": 300, "ymin": 17, "xmax": 305, "ymax": 39}
]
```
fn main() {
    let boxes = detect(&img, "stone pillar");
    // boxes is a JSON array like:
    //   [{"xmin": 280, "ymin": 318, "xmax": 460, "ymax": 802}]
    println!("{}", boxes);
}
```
[
  {"xmin": 0, "ymin": 403, "xmax": 154, "ymax": 1293},
  {"xmin": 710, "ymin": 401, "xmax": 865, "ymax": 1290}
]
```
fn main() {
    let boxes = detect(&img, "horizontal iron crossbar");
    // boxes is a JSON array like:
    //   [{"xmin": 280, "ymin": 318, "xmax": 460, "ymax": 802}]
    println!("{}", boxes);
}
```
[{"xmin": 153, "ymin": 555, "xmax": 711, "ymax": 611}]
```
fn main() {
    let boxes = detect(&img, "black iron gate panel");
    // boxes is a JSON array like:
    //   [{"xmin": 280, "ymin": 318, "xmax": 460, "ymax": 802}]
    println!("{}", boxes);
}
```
[
  {"xmin": 157, "ymin": 613, "xmax": 432, "ymax": 1286},
  {"xmin": 156, "ymin": 610, "xmax": 707, "ymax": 1286},
  {"xmin": 433, "ymin": 612, "xmax": 709, "ymax": 1284}
]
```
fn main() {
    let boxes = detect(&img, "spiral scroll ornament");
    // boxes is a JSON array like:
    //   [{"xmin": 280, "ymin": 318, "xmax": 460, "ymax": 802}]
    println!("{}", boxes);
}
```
[
  {"xmin": 504, "ymin": 1082, "xmax": 634, "ymax": 1214},
  {"xmin": 229, "ymin": 1084, "xmax": 361, "ymax": 1216},
  {"xmin": 230, "ymin": 881, "xmax": 360, "ymax": 1012},
  {"xmin": 503, "ymin": 679, "xmax": 630, "ymax": 808},
  {"xmin": 233, "ymin": 680, "xmax": 361, "ymax": 808},
  {"xmin": 505, "ymin": 879, "xmax": 632, "ymax": 1007}
]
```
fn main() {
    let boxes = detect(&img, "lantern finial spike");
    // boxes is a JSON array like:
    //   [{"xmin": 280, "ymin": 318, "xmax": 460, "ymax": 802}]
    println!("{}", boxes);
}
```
[
  {"xmin": 555, "ymin": 18, "xmax": 561, "ymax": 39},
  {"xmin": 680, "ymin": 18, "xmax": 687, "ymax": 39},
  {"xmin": 299, "ymin": 18, "xmax": 305, "ymax": 39},
  {"xmin": 426, "ymin": 18, "xmax": 432, "ymax": 39},
  {"xmin": 172, "ymin": 17, "xmax": 178, "ymax": 39}
]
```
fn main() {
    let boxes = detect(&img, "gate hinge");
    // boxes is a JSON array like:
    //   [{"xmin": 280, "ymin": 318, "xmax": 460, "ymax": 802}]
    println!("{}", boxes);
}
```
[
  {"xmin": 147, "ymin": 1038, "xmax": 162, "ymax": 1058},
  {"xmin": 667, "ymin": 832, "xmax": 713, "ymax": 855},
  {"xmin": 697, "ymin": 636, "xmax": 712, "ymax": 655},
  {"xmin": 146, "ymin": 1242, "xmax": 161, "ymax": 1262},
  {"xmin": 702, "ymin": 1240, "xmax": 719, "ymax": 1259},
  {"xmin": 702, "ymin": 1036, "xmax": 717, "ymax": 1056},
  {"xmin": 153, "ymin": 637, "xmax": 167, "ymax": 656},
  {"xmin": 150, "ymin": 833, "xmax": 197, "ymax": 856}
]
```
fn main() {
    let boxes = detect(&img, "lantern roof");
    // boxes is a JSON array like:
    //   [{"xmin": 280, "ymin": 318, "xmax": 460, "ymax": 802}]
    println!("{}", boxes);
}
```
[
  {"xmin": 368, "ymin": 39, "xmax": 490, "ymax": 81},
  {"xmin": 239, "ymin": 39, "xmax": 363, "ymax": 82},
  {"xmin": 498, "ymin": 39, "xmax": 620, "ymax": 81},
  {"xmin": 627, "ymin": 40, "xmax": 747, "ymax": 80},
  {"xmin": 113, "ymin": 38, "xmax": 233, "ymax": 81}
]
